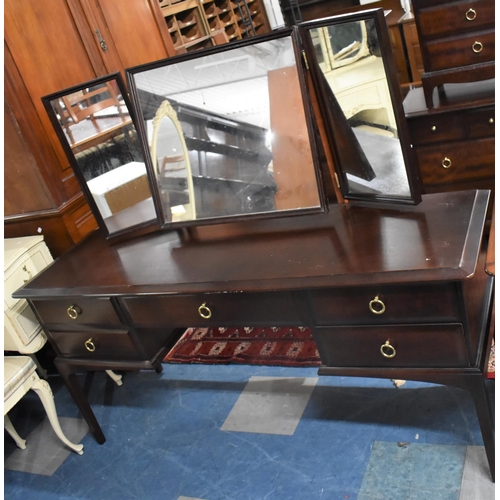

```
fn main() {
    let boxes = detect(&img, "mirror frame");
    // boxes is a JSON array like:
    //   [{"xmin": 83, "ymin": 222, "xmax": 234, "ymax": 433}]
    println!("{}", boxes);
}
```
[
  {"xmin": 126, "ymin": 28, "xmax": 328, "ymax": 231},
  {"xmin": 298, "ymin": 9, "xmax": 422, "ymax": 205},
  {"xmin": 42, "ymin": 73, "xmax": 161, "ymax": 239}
]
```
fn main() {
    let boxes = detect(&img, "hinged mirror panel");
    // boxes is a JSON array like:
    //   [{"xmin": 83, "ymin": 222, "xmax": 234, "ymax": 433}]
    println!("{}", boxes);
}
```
[
  {"xmin": 42, "ymin": 74, "xmax": 160, "ymax": 239},
  {"xmin": 298, "ymin": 9, "xmax": 421, "ymax": 205}
]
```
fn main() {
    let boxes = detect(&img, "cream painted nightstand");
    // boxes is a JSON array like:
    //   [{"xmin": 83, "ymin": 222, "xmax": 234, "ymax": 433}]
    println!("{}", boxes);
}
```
[{"xmin": 4, "ymin": 235, "xmax": 53, "ymax": 377}]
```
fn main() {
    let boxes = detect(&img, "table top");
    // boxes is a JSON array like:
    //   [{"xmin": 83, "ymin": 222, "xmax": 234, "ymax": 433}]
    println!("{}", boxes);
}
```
[{"xmin": 14, "ymin": 190, "xmax": 490, "ymax": 298}]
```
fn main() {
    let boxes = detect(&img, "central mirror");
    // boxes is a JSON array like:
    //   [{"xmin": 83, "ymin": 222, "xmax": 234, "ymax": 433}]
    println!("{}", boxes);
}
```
[{"xmin": 127, "ymin": 30, "xmax": 326, "ymax": 229}]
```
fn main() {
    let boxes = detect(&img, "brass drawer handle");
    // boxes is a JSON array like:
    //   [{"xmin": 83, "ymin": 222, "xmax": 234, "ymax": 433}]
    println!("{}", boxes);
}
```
[
  {"xmin": 67, "ymin": 304, "xmax": 81, "ymax": 320},
  {"xmin": 198, "ymin": 302, "xmax": 212, "ymax": 319},
  {"xmin": 472, "ymin": 41, "xmax": 483, "ymax": 53},
  {"xmin": 441, "ymin": 157, "xmax": 452, "ymax": 169},
  {"xmin": 380, "ymin": 340, "xmax": 396, "ymax": 359},
  {"xmin": 84, "ymin": 338, "xmax": 96, "ymax": 352},
  {"xmin": 465, "ymin": 8, "xmax": 477, "ymax": 21},
  {"xmin": 489, "ymin": 118, "xmax": 494, "ymax": 124},
  {"xmin": 22, "ymin": 265, "xmax": 33, "ymax": 283},
  {"xmin": 431, "ymin": 125, "xmax": 437, "ymax": 132},
  {"xmin": 369, "ymin": 295, "xmax": 386, "ymax": 315}
]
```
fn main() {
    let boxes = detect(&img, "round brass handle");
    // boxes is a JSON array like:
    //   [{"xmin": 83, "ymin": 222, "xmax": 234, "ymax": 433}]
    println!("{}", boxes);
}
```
[
  {"xmin": 67, "ymin": 305, "xmax": 80, "ymax": 320},
  {"xmin": 198, "ymin": 302, "xmax": 212, "ymax": 319},
  {"xmin": 441, "ymin": 157, "xmax": 452, "ymax": 169},
  {"xmin": 369, "ymin": 295, "xmax": 386, "ymax": 315},
  {"xmin": 380, "ymin": 340, "xmax": 396, "ymax": 359},
  {"xmin": 465, "ymin": 8, "xmax": 477, "ymax": 21},
  {"xmin": 489, "ymin": 118, "xmax": 494, "ymax": 124},
  {"xmin": 84, "ymin": 338, "xmax": 96, "ymax": 352},
  {"xmin": 472, "ymin": 41, "xmax": 483, "ymax": 53},
  {"xmin": 431, "ymin": 125, "xmax": 437, "ymax": 132}
]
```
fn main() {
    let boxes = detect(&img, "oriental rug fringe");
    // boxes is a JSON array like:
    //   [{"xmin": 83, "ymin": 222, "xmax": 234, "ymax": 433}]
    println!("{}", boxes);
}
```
[{"xmin": 164, "ymin": 326, "xmax": 321, "ymax": 367}]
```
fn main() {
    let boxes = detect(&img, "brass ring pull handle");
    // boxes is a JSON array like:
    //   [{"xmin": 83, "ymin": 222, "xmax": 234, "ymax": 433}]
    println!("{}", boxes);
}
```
[
  {"xmin": 198, "ymin": 302, "xmax": 212, "ymax": 319},
  {"xmin": 369, "ymin": 295, "xmax": 386, "ymax": 315},
  {"xmin": 431, "ymin": 125, "xmax": 437, "ymax": 132},
  {"xmin": 84, "ymin": 338, "xmax": 96, "ymax": 352},
  {"xmin": 465, "ymin": 8, "xmax": 477, "ymax": 21},
  {"xmin": 67, "ymin": 305, "xmax": 81, "ymax": 320},
  {"xmin": 472, "ymin": 41, "xmax": 483, "ymax": 53},
  {"xmin": 489, "ymin": 118, "xmax": 494, "ymax": 124},
  {"xmin": 441, "ymin": 157, "xmax": 452, "ymax": 169},
  {"xmin": 380, "ymin": 340, "xmax": 396, "ymax": 359}
]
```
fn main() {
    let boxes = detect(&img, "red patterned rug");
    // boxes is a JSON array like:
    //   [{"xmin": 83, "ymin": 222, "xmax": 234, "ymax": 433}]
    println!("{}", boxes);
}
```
[{"xmin": 164, "ymin": 326, "xmax": 321, "ymax": 367}]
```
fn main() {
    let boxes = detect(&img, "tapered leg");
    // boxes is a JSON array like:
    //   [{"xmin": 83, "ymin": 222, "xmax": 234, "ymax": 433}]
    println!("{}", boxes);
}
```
[
  {"xmin": 105, "ymin": 370, "xmax": 123, "ymax": 386},
  {"xmin": 4, "ymin": 415, "xmax": 27, "ymax": 449},
  {"xmin": 55, "ymin": 360, "xmax": 106, "ymax": 444},
  {"xmin": 31, "ymin": 377, "xmax": 84, "ymax": 455},
  {"xmin": 468, "ymin": 374, "xmax": 495, "ymax": 482}
]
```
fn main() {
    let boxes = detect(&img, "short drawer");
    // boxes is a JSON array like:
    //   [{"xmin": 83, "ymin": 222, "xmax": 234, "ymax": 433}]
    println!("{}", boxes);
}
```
[
  {"xmin": 416, "ymin": 137, "xmax": 494, "ymax": 185},
  {"xmin": 50, "ymin": 329, "xmax": 139, "ymax": 359},
  {"xmin": 464, "ymin": 107, "xmax": 495, "ymax": 138},
  {"xmin": 309, "ymin": 284, "xmax": 460, "ymax": 326},
  {"xmin": 313, "ymin": 324, "xmax": 469, "ymax": 367},
  {"xmin": 4, "ymin": 248, "xmax": 52, "ymax": 311},
  {"xmin": 424, "ymin": 30, "xmax": 495, "ymax": 72},
  {"xmin": 31, "ymin": 297, "xmax": 123, "ymax": 327},
  {"xmin": 121, "ymin": 291, "xmax": 306, "ymax": 327},
  {"xmin": 416, "ymin": 0, "xmax": 494, "ymax": 38},
  {"xmin": 408, "ymin": 113, "xmax": 464, "ymax": 146}
]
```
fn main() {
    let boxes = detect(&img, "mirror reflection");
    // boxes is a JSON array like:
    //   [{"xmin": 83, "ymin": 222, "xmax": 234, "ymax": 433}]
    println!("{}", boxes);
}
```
[
  {"xmin": 128, "ymin": 34, "xmax": 323, "ymax": 226},
  {"xmin": 309, "ymin": 18, "xmax": 411, "ymax": 198},
  {"xmin": 47, "ymin": 78, "xmax": 156, "ymax": 235}
]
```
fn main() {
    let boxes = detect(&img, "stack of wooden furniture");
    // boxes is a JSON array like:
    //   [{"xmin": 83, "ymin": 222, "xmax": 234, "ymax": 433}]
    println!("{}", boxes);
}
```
[
  {"xmin": 404, "ymin": 0, "xmax": 495, "ymax": 220},
  {"xmin": 412, "ymin": 0, "xmax": 495, "ymax": 108}
]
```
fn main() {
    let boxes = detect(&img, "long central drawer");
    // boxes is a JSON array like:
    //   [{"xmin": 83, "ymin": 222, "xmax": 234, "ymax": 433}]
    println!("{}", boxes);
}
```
[{"xmin": 121, "ymin": 291, "xmax": 306, "ymax": 327}]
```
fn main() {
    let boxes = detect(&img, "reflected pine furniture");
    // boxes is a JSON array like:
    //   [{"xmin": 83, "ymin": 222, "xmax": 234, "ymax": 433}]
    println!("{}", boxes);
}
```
[{"xmin": 13, "ymin": 190, "xmax": 495, "ymax": 480}]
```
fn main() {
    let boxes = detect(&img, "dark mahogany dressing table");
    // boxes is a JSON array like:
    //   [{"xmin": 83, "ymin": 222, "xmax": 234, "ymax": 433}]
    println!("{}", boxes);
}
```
[{"xmin": 14, "ymin": 189, "xmax": 495, "ymax": 480}]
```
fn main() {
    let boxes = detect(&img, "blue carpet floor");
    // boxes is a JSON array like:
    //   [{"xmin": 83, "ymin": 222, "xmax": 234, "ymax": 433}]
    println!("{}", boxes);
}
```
[{"xmin": 3, "ymin": 364, "xmax": 495, "ymax": 500}]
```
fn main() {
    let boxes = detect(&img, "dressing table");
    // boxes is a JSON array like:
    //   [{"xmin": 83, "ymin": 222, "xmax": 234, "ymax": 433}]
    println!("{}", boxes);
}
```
[
  {"xmin": 27, "ymin": 10, "xmax": 494, "ymax": 481},
  {"xmin": 14, "ymin": 189, "xmax": 494, "ymax": 479}
]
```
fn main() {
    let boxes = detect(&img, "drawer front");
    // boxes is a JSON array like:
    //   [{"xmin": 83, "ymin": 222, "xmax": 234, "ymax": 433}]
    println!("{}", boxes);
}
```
[
  {"xmin": 417, "ymin": 0, "xmax": 494, "ymax": 38},
  {"xmin": 4, "ymin": 248, "xmax": 52, "ymax": 311},
  {"xmin": 313, "ymin": 324, "xmax": 469, "ymax": 367},
  {"xmin": 32, "ymin": 297, "xmax": 123, "ymax": 327},
  {"xmin": 309, "ymin": 284, "xmax": 460, "ymax": 326},
  {"xmin": 424, "ymin": 30, "xmax": 495, "ymax": 72},
  {"xmin": 464, "ymin": 107, "xmax": 495, "ymax": 138},
  {"xmin": 50, "ymin": 329, "xmax": 139, "ymax": 359},
  {"xmin": 121, "ymin": 292, "xmax": 306, "ymax": 328},
  {"xmin": 408, "ymin": 113, "xmax": 464, "ymax": 145},
  {"xmin": 417, "ymin": 138, "xmax": 494, "ymax": 185}
]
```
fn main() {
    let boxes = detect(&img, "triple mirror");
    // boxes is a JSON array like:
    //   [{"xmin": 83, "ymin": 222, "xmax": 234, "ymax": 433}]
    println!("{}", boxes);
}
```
[{"xmin": 42, "ymin": 8, "xmax": 420, "ymax": 240}]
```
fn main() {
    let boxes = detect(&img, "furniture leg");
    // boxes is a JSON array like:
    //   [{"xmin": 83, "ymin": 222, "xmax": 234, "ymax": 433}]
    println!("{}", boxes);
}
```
[
  {"xmin": 31, "ymin": 377, "xmax": 84, "ymax": 454},
  {"xmin": 105, "ymin": 370, "xmax": 123, "ymax": 386},
  {"xmin": 4, "ymin": 414, "xmax": 26, "ymax": 449},
  {"xmin": 54, "ymin": 360, "xmax": 106, "ymax": 444},
  {"xmin": 468, "ymin": 373, "xmax": 495, "ymax": 482},
  {"xmin": 28, "ymin": 353, "xmax": 48, "ymax": 379}
]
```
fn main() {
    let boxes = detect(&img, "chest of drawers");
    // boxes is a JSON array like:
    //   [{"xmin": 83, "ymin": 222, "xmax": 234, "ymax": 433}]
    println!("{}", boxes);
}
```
[
  {"xmin": 404, "ymin": 81, "xmax": 494, "ymax": 218},
  {"xmin": 412, "ymin": 0, "xmax": 495, "ymax": 108}
]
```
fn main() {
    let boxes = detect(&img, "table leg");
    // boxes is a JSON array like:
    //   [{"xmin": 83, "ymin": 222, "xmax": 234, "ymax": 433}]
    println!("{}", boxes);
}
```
[{"xmin": 54, "ymin": 359, "xmax": 106, "ymax": 444}]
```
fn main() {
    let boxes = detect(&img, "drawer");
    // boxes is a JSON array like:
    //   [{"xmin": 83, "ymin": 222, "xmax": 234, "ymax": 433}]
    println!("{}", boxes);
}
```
[
  {"xmin": 4, "ymin": 248, "xmax": 52, "ymax": 311},
  {"xmin": 121, "ymin": 291, "xmax": 306, "ymax": 327},
  {"xmin": 417, "ymin": 0, "xmax": 494, "ymax": 38},
  {"xmin": 408, "ymin": 113, "xmax": 464, "ymax": 145},
  {"xmin": 416, "ymin": 137, "xmax": 494, "ymax": 185},
  {"xmin": 309, "ymin": 284, "xmax": 460, "ymax": 326},
  {"xmin": 51, "ymin": 329, "xmax": 139, "ymax": 359},
  {"xmin": 4, "ymin": 301, "xmax": 44, "ymax": 350},
  {"xmin": 424, "ymin": 30, "xmax": 495, "ymax": 72},
  {"xmin": 464, "ymin": 107, "xmax": 495, "ymax": 138},
  {"xmin": 31, "ymin": 297, "xmax": 123, "ymax": 327},
  {"xmin": 313, "ymin": 324, "xmax": 469, "ymax": 367}
]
